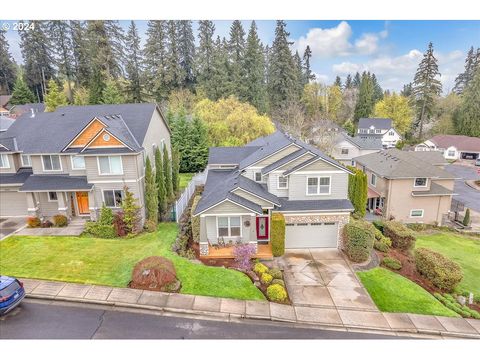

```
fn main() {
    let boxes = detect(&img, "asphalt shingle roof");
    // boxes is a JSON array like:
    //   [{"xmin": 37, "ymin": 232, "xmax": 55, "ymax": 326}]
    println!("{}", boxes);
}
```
[
  {"xmin": 408, "ymin": 151, "xmax": 448, "ymax": 165},
  {"xmin": 208, "ymin": 146, "xmax": 260, "ymax": 165},
  {"xmin": 0, "ymin": 168, "xmax": 32, "ymax": 185},
  {"xmin": 0, "ymin": 116, "xmax": 15, "ymax": 132},
  {"xmin": 261, "ymin": 148, "xmax": 308, "ymax": 175},
  {"xmin": 411, "ymin": 182, "xmax": 456, "ymax": 197},
  {"xmin": 278, "ymin": 198, "xmax": 354, "ymax": 212},
  {"xmin": 358, "ymin": 118, "xmax": 392, "ymax": 130},
  {"xmin": 0, "ymin": 137, "xmax": 17, "ymax": 152},
  {"xmin": 354, "ymin": 149, "xmax": 456, "ymax": 179},
  {"xmin": 19, "ymin": 175, "xmax": 93, "ymax": 192},
  {"xmin": 343, "ymin": 133, "xmax": 383, "ymax": 150},
  {"xmin": 429, "ymin": 135, "xmax": 480, "ymax": 153}
]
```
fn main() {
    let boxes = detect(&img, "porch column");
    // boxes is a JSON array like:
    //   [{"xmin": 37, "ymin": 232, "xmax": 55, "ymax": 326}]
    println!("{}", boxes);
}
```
[
  {"xmin": 88, "ymin": 190, "xmax": 98, "ymax": 221},
  {"xmin": 57, "ymin": 192, "xmax": 68, "ymax": 218},
  {"xmin": 26, "ymin": 192, "xmax": 39, "ymax": 217}
]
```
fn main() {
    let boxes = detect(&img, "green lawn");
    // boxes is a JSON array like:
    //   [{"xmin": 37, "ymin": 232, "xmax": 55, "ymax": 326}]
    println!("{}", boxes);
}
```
[
  {"xmin": 0, "ymin": 223, "xmax": 265, "ymax": 300},
  {"xmin": 179, "ymin": 173, "xmax": 194, "ymax": 191},
  {"xmin": 415, "ymin": 231, "xmax": 480, "ymax": 295},
  {"xmin": 358, "ymin": 268, "xmax": 458, "ymax": 317}
]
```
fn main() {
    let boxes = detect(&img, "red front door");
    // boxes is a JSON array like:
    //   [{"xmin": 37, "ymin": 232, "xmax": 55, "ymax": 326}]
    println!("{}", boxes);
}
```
[{"xmin": 256, "ymin": 216, "xmax": 269, "ymax": 240}]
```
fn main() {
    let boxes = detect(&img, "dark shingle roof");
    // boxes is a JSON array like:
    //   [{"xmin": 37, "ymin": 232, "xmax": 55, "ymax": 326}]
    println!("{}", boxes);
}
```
[
  {"xmin": 343, "ymin": 133, "xmax": 383, "ymax": 150},
  {"xmin": 19, "ymin": 175, "xmax": 93, "ymax": 192},
  {"xmin": 0, "ymin": 116, "xmax": 15, "ymax": 132},
  {"xmin": 408, "ymin": 151, "xmax": 448, "ymax": 165},
  {"xmin": 261, "ymin": 148, "xmax": 308, "ymax": 175},
  {"xmin": 277, "ymin": 198, "xmax": 354, "ymax": 212},
  {"xmin": 358, "ymin": 118, "xmax": 392, "ymax": 130},
  {"xmin": 411, "ymin": 182, "xmax": 456, "ymax": 197},
  {"xmin": 235, "ymin": 175, "xmax": 281, "ymax": 205},
  {"xmin": 2, "ymin": 103, "xmax": 159, "ymax": 153},
  {"xmin": 208, "ymin": 146, "xmax": 260, "ymax": 165},
  {"xmin": 0, "ymin": 168, "xmax": 33, "ymax": 185},
  {"xmin": 0, "ymin": 137, "xmax": 17, "ymax": 152}
]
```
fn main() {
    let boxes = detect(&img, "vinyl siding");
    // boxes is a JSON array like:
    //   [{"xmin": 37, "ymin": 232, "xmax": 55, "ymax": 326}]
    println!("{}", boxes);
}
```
[
  {"xmin": 64, "ymin": 155, "xmax": 88, "ymax": 176},
  {"xmin": 232, "ymin": 188, "xmax": 274, "ymax": 208},
  {"xmin": 201, "ymin": 199, "xmax": 256, "ymax": 215},
  {"xmin": 203, "ymin": 214, "xmax": 254, "ymax": 244},
  {"xmin": 141, "ymin": 108, "xmax": 171, "ymax": 169},
  {"xmin": 251, "ymin": 144, "xmax": 300, "ymax": 168},
  {"xmin": 0, "ymin": 188, "xmax": 28, "ymax": 216},
  {"xmin": 267, "ymin": 172, "xmax": 288, "ymax": 197},
  {"xmin": 288, "ymin": 172, "xmax": 348, "ymax": 200},
  {"xmin": 0, "ymin": 153, "xmax": 18, "ymax": 173},
  {"xmin": 37, "ymin": 191, "xmax": 60, "ymax": 216},
  {"xmin": 85, "ymin": 154, "xmax": 140, "ymax": 182},
  {"xmin": 293, "ymin": 158, "xmax": 340, "ymax": 172},
  {"xmin": 91, "ymin": 181, "xmax": 145, "ymax": 220},
  {"xmin": 276, "ymin": 152, "xmax": 315, "ymax": 171},
  {"xmin": 31, "ymin": 155, "xmax": 69, "ymax": 175}
]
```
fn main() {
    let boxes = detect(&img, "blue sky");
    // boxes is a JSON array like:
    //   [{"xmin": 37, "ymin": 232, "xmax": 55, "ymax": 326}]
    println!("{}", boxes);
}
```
[{"xmin": 3, "ymin": 20, "xmax": 479, "ymax": 92}]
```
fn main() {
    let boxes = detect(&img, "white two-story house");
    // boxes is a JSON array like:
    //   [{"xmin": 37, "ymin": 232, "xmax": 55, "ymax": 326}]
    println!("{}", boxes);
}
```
[
  {"xmin": 357, "ymin": 118, "xmax": 401, "ymax": 148},
  {"xmin": 0, "ymin": 103, "xmax": 171, "ymax": 223},
  {"xmin": 192, "ymin": 131, "xmax": 354, "ymax": 256}
]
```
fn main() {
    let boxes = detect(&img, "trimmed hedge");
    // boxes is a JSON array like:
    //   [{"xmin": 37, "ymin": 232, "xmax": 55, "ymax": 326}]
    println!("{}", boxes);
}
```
[
  {"xmin": 84, "ymin": 222, "xmax": 116, "ymax": 239},
  {"xmin": 253, "ymin": 262, "xmax": 268, "ymax": 275},
  {"xmin": 52, "ymin": 214, "xmax": 68, "ymax": 227},
  {"xmin": 374, "ymin": 240, "xmax": 389, "ymax": 253},
  {"xmin": 190, "ymin": 195, "xmax": 201, "ymax": 243},
  {"xmin": 261, "ymin": 272, "xmax": 273, "ymax": 285},
  {"xmin": 268, "ymin": 267, "xmax": 283, "ymax": 280},
  {"xmin": 415, "ymin": 248, "xmax": 463, "ymax": 292},
  {"xmin": 384, "ymin": 221, "xmax": 416, "ymax": 250},
  {"xmin": 372, "ymin": 220, "xmax": 385, "ymax": 233},
  {"xmin": 434, "ymin": 293, "xmax": 480, "ymax": 319},
  {"xmin": 343, "ymin": 219, "xmax": 375, "ymax": 263},
  {"xmin": 271, "ymin": 213, "xmax": 285, "ymax": 257},
  {"xmin": 381, "ymin": 256, "xmax": 402, "ymax": 270}
]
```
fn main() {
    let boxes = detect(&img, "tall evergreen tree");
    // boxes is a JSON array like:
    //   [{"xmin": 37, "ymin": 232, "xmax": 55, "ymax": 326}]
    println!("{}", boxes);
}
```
[
  {"xmin": 144, "ymin": 20, "xmax": 168, "ymax": 101},
  {"xmin": 101, "ymin": 77, "xmax": 124, "ymax": 104},
  {"xmin": 171, "ymin": 148, "xmax": 180, "ymax": 194},
  {"xmin": 144, "ymin": 156, "xmax": 158, "ymax": 224},
  {"xmin": 302, "ymin": 45, "xmax": 315, "ymax": 84},
  {"xmin": 228, "ymin": 20, "xmax": 247, "ymax": 99},
  {"xmin": 44, "ymin": 79, "xmax": 68, "ymax": 112},
  {"xmin": 371, "ymin": 73, "xmax": 383, "ymax": 103},
  {"xmin": 19, "ymin": 20, "xmax": 55, "ymax": 101},
  {"xmin": 177, "ymin": 20, "xmax": 196, "ymax": 89},
  {"xmin": 9, "ymin": 70, "xmax": 35, "ymax": 105},
  {"xmin": 70, "ymin": 21, "xmax": 91, "ymax": 88},
  {"xmin": 353, "ymin": 72, "xmax": 361, "ymax": 88},
  {"xmin": 268, "ymin": 20, "xmax": 297, "ymax": 109},
  {"xmin": 163, "ymin": 146, "xmax": 173, "ymax": 204},
  {"xmin": 244, "ymin": 21, "xmax": 268, "ymax": 113},
  {"xmin": 453, "ymin": 46, "xmax": 480, "ymax": 95},
  {"xmin": 196, "ymin": 20, "xmax": 216, "ymax": 94},
  {"xmin": 334, "ymin": 76, "xmax": 342, "ymax": 88},
  {"xmin": 209, "ymin": 36, "xmax": 231, "ymax": 100},
  {"xmin": 354, "ymin": 72, "xmax": 375, "ymax": 122},
  {"xmin": 0, "ymin": 29, "xmax": 17, "ymax": 94},
  {"xmin": 293, "ymin": 51, "xmax": 304, "ymax": 98},
  {"xmin": 124, "ymin": 21, "xmax": 144, "ymax": 103},
  {"xmin": 401, "ymin": 82, "xmax": 413, "ymax": 97},
  {"xmin": 453, "ymin": 67, "xmax": 480, "ymax": 137},
  {"xmin": 344, "ymin": 74, "xmax": 353, "ymax": 89},
  {"xmin": 164, "ymin": 21, "xmax": 185, "ymax": 92},
  {"xmin": 48, "ymin": 21, "xmax": 74, "ymax": 102},
  {"xmin": 412, "ymin": 42, "xmax": 442, "ymax": 139},
  {"xmin": 155, "ymin": 147, "xmax": 167, "ymax": 218}
]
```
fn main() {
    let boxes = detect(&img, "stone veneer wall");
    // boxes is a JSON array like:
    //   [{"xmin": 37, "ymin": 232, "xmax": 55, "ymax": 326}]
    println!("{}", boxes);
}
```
[{"xmin": 282, "ymin": 213, "xmax": 350, "ymax": 249}]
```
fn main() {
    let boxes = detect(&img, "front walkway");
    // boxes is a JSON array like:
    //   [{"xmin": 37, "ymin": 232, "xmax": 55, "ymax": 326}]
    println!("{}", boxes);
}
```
[
  {"xmin": 15, "ymin": 217, "xmax": 86, "ymax": 236},
  {"xmin": 20, "ymin": 278, "xmax": 480, "ymax": 339}
]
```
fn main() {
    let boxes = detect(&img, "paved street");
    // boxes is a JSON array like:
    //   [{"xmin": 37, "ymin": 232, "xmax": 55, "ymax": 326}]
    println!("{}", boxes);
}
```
[
  {"xmin": 0, "ymin": 217, "xmax": 26, "ymax": 240},
  {"xmin": 0, "ymin": 299, "xmax": 401, "ymax": 339},
  {"xmin": 446, "ymin": 164, "xmax": 480, "ymax": 212}
]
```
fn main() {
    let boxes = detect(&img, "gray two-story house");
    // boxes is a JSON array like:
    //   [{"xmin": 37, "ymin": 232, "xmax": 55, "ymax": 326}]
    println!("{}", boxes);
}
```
[
  {"xmin": 0, "ymin": 103, "xmax": 171, "ymax": 223},
  {"xmin": 193, "ymin": 131, "xmax": 354, "ymax": 256}
]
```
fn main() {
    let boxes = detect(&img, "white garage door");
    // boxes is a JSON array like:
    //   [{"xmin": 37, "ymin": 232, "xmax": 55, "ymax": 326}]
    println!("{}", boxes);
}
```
[
  {"xmin": 0, "ymin": 190, "xmax": 28, "ymax": 216},
  {"xmin": 285, "ymin": 222, "xmax": 338, "ymax": 248}
]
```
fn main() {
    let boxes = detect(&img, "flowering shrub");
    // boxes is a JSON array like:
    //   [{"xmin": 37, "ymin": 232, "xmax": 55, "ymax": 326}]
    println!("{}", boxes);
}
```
[
  {"xmin": 260, "ymin": 272, "xmax": 273, "ymax": 285},
  {"xmin": 253, "ymin": 262, "xmax": 268, "ymax": 275},
  {"xmin": 233, "ymin": 243, "xmax": 256, "ymax": 270}
]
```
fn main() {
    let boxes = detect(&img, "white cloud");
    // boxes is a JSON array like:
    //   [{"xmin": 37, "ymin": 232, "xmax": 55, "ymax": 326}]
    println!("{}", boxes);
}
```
[
  {"xmin": 312, "ymin": 72, "xmax": 329, "ymax": 83},
  {"xmin": 354, "ymin": 33, "xmax": 380, "ymax": 55}
]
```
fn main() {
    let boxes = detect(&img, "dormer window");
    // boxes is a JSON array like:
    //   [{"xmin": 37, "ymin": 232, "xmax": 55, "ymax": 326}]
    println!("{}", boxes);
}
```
[
  {"xmin": 375, "ymin": 129, "xmax": 381, "ymax": 134},
  {"xmin": 21, "ymin": 154, "xmax": 31, "ymax": 167},
  {"xmin": 388, "ymin": 131, "xmax": 395, "ymax": 136},
  {"xmin": 254, "ymin": 171, "xmax": 262, "ymax": 182},
  {"xmin": 414, "ymin": 177, "xmax": 427, "ymax": 187}
]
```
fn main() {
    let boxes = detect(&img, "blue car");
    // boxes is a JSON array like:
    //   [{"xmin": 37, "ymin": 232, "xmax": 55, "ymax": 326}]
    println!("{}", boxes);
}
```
[{"xmin": 0, "ymin": 276, "xmax": 25, "ymax": 315}]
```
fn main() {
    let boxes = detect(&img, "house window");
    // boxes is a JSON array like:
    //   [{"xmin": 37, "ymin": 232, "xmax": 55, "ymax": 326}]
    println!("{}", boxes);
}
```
[
  {"xmin": 0, "ymin": 154, "xmax": 10, "ymax": 168},
  {"xmin": 341, "ymin": 148, "xmax": 349, "ymax": 155},
  {"xmin": 103, "ymin": 190, "xmax": 123, "ymax": 208},
  {"xmin": 48, "ymin": 192, "xmax": 58, "ymax": 202},
  {"xmin": 277, "ymin": 176, "xmax": 288, "ymax": 189},
  {"xmin": 42, "ymin": 155, "xmax": 62, "ymax": 171},
  {"xmin": 414, "ymin": 177, "xmax": 427, "ymax": 187},
  {"xmin": 447, "ymin": 150, "xmax": 455, "ymax": 157},
  {"xmin": 351, "ymin": 160, "xmax": 356, "ymax": 166},
  {"xmin": 410, "ymin": 209, "xmax": 424, "ymax": 218},
  {"xmin": 254, "ymin": 171, "xmax": 262, "ymax": 182},
  {"xmin": 369, "ymin": 129, "xmax": 375, "ymax": 134},
  {"xmin": 71, "ymin": 155, "xmax": 86, "ymax": 170},
  {"xmin": 98, "ymin": 156, "xmax": 123, "ymax": 175},
  {"xmin": 371, "ymin": 173, "xmax": 377, "ymax": 186},
  {"xmin": 389, "ymin": 131, "xmax": 394, "ymax": 136},
  {"xmin": 375, "ymin": 129, "xmax": 381, "ymax": 134},
  {"xmin": 307, "ymin": 177, "xmax": 330, "ymax": 195},
  {"xmin": 21, "ymin": 154, "xmax": 31, "ymax": 167},
  {"xmin": 217, "ymin": 216, "xmax": 241, "ymax": 237}
]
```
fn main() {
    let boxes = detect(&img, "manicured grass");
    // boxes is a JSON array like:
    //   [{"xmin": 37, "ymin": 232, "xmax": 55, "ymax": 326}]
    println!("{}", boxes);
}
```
[
  {"xmin": 179, "ymin": 173, "xmax": 194, "ymax": 191},
  {"xmin": 0, "ymin": 223, "xmax": 265, "ymax": 300},
  {"xmin": 358, "ymin": 268, "xmax": 458, "ymax": 317},
  {"xmin": 415, "ymin": 232, "xmax": 480, "ymax": 295}
]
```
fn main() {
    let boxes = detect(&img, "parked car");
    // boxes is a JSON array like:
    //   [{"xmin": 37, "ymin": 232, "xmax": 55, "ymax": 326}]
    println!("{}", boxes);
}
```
[
  {"xmin": 475, "ymin": 158, "xmax": 480, "ymax": 166},
  {"xmin": 0, "ymin": 275, "xmax": 25, "ymax": 315}
]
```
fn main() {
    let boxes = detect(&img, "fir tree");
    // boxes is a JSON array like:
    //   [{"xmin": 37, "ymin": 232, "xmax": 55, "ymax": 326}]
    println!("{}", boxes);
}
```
[
  {"xmin": 293, "ymin": 51, "xmax": 304, "ymax": 98},
  {"xmin": 302, "ymin": 45, "xmax": 315, "ymax": 84},
  {"xmin": 453, "ymin": 67, "xmax": 480, "ymax": 137},
  {"xmin": 209, "ymin": 36, "xmax": 231, "ymax": 100},
  {"xmin": 73, "ymin": 87, "xmax": 90, "ymax": 105},
  {"xmin": 9, "ymin": 71, "xmax": 35, "ymax": 105},
  {"xmin": 0, "ymin": 29, "xmax": 17, "ymax": 94},
  {"xmin": 124, "ymin": 21, "xmax": 144, "ymax": 103},
  {"xmin": 177, "ymin": 20, "xmax": 196, "ymax": 88},
  {"xmin": 171, "ymin": 148, "xmax": 180, "ymax": 194},
  {"xmin": 353, "ymin": 72, "xmax": 361, "ymax": 88},
  {"xmin": 354, "ymin": 72, "xmax": 374, "ymax": 122},
  {"xmin": 88, "ymin": 67, "xmax": 106, "ymax": 104},
  {"xmin": 344, "ymin": 74, "xmax": 353, "ymax": 89},
  {"xmin": 144, "ymin": 20, "xmax": 168, "ymax": 101},
  {"xmin": 44, "ymin": 79, "xmax": 68, "ymax": 112},
  {"xmin": 101, "ymin": 77, "xmax": 124, "ymax": 104},
  {"xmin": 228, "ymin": 20, "xmax": 247, "ymax": 99},
  {"xmin": 371, "ymin": 73, "xmax": 383, "ymax": 103},
  {"xmin": 244, "ymin": 21, "xmax": 268, "ymax": 113},
  {"xmin": 334, "ymin": 76, "xmax": 342, "ymax": 88},
  {"xmin": 121, "ymin": 186, "xmax": 141, "ymax": 234},
  {"xmin": 155, "ymin": 147, "xmax": 167, "ymax": 218},
  {"xmin": 164, "ymin": 21, "xmax": 185, "ymax": 92},
  {"xmin": 48, "ymin": 21, "xmax": 74, "ymax": 102},
  {"xmin": 401, "ymin": 83, "xmax": 413, "ymax": 97},
  {"xmin": 163, "ymin": 146, "xmax": 173, "ymax": 204},
  {"xmin": 196, "ymin": 20, "xmax": 216, "ymax": 94},
  {"xmin": 70, "ymin": 21, "xmax": 91, "ymax": 87},
  {"xmin": 453, "ymin": 46, "xmax": 480, "ymax": 95},
  {"xmin": 413, "ymin": 42, "xmax": 442, "ymax": 139},
  {"xmin": 144, "ymin": 156, "xmax": 158, "ymax": 224}
]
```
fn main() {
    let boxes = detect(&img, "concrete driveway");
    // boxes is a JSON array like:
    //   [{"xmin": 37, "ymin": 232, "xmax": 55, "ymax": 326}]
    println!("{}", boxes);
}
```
[
  {"xmin": 445, "ymin": 164, "xmax": 480, "ymax": 212},
  {"xmin": 0, "ymin": 217, "xmax": 26, "ymax": 240},
  {"xmin": 277, "ymin": 249, "xmax": 378, "ymax": 311}
]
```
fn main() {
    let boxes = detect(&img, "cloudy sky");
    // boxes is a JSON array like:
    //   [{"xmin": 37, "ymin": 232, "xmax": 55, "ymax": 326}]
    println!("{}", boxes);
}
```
[{"xmin": 3, "ymin": 20, "xmax": 480, "ymax": 93}]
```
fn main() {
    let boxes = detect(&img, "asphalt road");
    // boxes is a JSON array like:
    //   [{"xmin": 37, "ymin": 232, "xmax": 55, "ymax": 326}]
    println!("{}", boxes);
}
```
[
  {"xmin": 0, "ymin": 299, "xmax": 402, "ymax": 339},
  {"xmin": 445, "ymin": 164, "xmax": 480, "ymax": 212}
]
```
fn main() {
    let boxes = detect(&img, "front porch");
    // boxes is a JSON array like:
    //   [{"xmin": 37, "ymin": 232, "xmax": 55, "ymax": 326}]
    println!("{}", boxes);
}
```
[
  {"xmin": 15, "ymin": 217, "xmax": 87, "ymax": 236},
  {"xmin": 200, "ymin": 243, "xmax": 273, "ymax": 259},
  {"xmin": 366, "ymin": 187, "xmax": 385, "ymax": 218}
]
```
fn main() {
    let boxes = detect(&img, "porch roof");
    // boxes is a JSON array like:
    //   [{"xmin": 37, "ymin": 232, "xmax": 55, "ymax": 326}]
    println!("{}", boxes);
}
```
[
  {"xmin": 367, "ymin": 187, "xmax": 381, "ymax": 199},
  {"xmin": 19, "ymin": 174, "xmax": 93, "ymax": 192},
  {"xmin": 411, "ymin": 182, "xmax": 456, "ymax": 197},
  {"xmin": 277, "ymin": 198, "xmax": 354, "ymax": 212},
  {"xmin": 0, "ymin": 167, "xmax": 33, "ymax": 185}
]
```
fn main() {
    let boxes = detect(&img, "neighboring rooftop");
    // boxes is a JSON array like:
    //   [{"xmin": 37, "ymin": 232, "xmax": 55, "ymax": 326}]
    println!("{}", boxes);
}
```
[
  {"xmin": 208, "ymin": 146, "xmax": 259, "ymax": 165},
  {"xmin": 0, "ymin": 168, "xmax": 33, "ymax": 185},
  {"xmin": 0, "ymin": 115, "xmax": 15, "ymax": 132},
  {"xmin": 342, "ymin": 133, "xmax": 383, "ymax": 150},
  {"xmin": 358, "ymin": 118, "xmax": 393, "ymax": 130},
  {"xmin": 8, "ymin": 102, "xmax": 45, "ymax": 116},
  {"xmin": 429, "ymin": 135, "xmax": 480, "ymax": 153},
  {"xmin": 354, "ymin": 148, "xmax": 456, "ymax": 179}
]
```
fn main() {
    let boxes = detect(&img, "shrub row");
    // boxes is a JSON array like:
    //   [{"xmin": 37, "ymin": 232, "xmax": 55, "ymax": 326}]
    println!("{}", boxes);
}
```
[
  {"xmin": 415, "ymin": 248, "xmax": 463, "ymax": 292},
  {"xmin": 381, "ymin": 256, "xmax": 402, "ymax": 270},
  {"xmin": 434, "ymin": 293, "xmax": 480, "ymax": 319},
  {"xmin": 190, "ymin": 195, "xmax": 201, "ymax": 243},
  {"xmin": 84, "ymin": 222, "xmax": 116, "ymax": 238},
  {"xmin": 27, "ymin": 214, "xmax": 67, "ymax": 228},
  {"xmin": 384, "ymin": 221, "xmax": 416, "ymax": 250},
  {"xmin": 343, "ymin": 219, "xmax": 375, "ymax": 263}
]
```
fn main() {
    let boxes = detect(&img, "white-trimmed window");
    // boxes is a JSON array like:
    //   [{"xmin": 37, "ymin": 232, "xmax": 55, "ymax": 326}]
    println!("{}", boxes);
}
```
[
  {"xmin": 98, "ymin": 156, "xmax": 123, "ymax": 175},
  {"xmin": 389, "ymin": 131, "xmax": 395, "ymax": 136},
  {"xmin": 71, "ymin": 155, "xmax": 86, "ymax": 170},
  {"xmin": 341, "ymin": 148, "xmax": 349, "ymax": 155},
  {"xmin": 42, "ymin": 155, "xmax": 62, "ymax": 171},
  {"xmin": 254, "ymin": 171, "xmax": 262, "ymax": 182},
  {"xmin": 48, "ymin": 192, "xmax": 58, "ymax": 202},
  {"xmin": 414, "ymin": 177, "xmax": 427, "ymax": 187},
  {"xmin": 371, "ymin": 173, "xmax": 377, "ymax": 186},
  {"xmin": 410, "ymin": 209, "xmax": 424, "ymax": 218},
  {"xmin": 103, "ymin": 190, "xmax": 123, "ymax": 208},
  {"xmin": 217, "ymin": 216, "xmax": 241, "ymax": 237},
  {"xmin": 0, "ymin": 154, "xmax": 10, "ymax": 168},
  {"xmin": 277, "ymin": 175, "xmax": 288, "ymax": 189},
  {"xmin": 21, "ymin": 154, "xmax": 31, "ymax": 167},
  {"xmin": 375, "ymin": 129, "xmax": 382, "ymax": 134},
  {"xmin": 306, "ymin": 176, "xmax": 331, "ymax": 195},
  {"xmin": 359, "ymin": 129, "xmax": 367, "ymax": 134},
  {"xmin": 447, "ymin": 150, "xmax": 455, "ymax": 157},
  {"xmin": 160, "ymin": 139, "xmax": 165, "ymax": 150}
]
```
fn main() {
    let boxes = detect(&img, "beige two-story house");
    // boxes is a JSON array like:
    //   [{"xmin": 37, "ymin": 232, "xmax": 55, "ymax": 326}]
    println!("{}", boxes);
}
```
[
  {"xmin": 354, "ymin": 149, "xmax": 456, "ymax": 224},
  {"xmin": 0, "ymin": 103, "xmax": 171, "ymax": 223},
  {"xmin": 192, "ymin": 131, "xmax": 354, "ymax": 256}
]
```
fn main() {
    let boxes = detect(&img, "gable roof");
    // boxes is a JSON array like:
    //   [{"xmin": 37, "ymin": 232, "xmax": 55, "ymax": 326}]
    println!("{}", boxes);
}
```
[
  {"xmin": 341, "ymin": 133, "xmax": 383, "ymax": 150},
  {"xmin": 0, "ymin": 116, "xmax": 15, "ymax": 132},
  {"xmin": 0, "ymin": 136, "xmax": 18, "ymax": 152},
  {"xmin": 208, "ymin": 146, "xmax": 260, "ymax": 165},
  {"xmin": 358, "ymin": 118, "xmax": 393, "ymax": 130},
  {"xmin": 0, "ymin": 103, "xmax": 160, "ymax": 154},
  {"xmin": 261, "ymin": 148, "xmax": 309, "ymax": 175},
  {"xmin": 429, "ymin": 135, "xmax": 480, "ymax": 153},
  {"xmin": 408, "ymin": 150, "xmax": 448, "ymax": 166},
  {"xmin": 354, "ymin": 148, "xmax": 456, "ymax": 179}
]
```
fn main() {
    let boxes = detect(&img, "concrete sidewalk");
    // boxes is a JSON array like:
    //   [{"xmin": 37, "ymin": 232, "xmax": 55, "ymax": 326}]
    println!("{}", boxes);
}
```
[{"xmin": 20, "ymin": 278, "xmax": 480, "ymax": 339}]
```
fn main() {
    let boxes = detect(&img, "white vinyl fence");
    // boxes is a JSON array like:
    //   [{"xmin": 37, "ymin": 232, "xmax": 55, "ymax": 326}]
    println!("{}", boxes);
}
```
[{"xmin": 174, "ymin": 171, "xmax": 206, "ymax": 222}]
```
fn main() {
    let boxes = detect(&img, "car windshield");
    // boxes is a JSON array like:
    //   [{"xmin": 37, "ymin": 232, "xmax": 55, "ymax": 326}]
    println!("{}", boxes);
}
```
[{"xmin": 0, "ymin": 281, "xmax": 20, "ymax": 298}]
